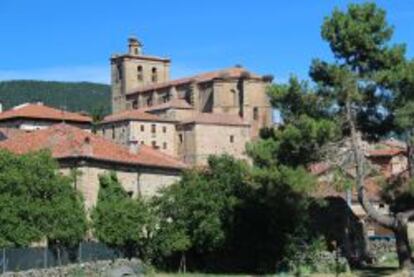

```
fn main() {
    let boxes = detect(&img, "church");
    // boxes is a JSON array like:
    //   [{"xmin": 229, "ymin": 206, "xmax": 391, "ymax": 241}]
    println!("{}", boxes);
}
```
[{"xmin": 96, "ymin": 37, "xmax": 274, "ymax": 165}]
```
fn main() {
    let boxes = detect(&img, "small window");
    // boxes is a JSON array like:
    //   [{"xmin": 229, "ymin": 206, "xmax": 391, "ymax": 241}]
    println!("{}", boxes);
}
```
[
  {"xmin": 140, "ymin": 125, "xmax": 145, "ymax": 132},
  {"xmin": 179, "ymin": 134, "xmax": 183, "ymax": 144},
  {"xmin": 151, "ymin": 141, "xmax": 157, "ymax": 148},
  {"xmin": 137, "ymin": 65, "xmax": 143, "ymax": 81},
  {"xmin": 127, "ymin": 191, "xmax": 134, "ymax": 198},
  {"xmin": 253, "ymin": 107, "xmax": 259, "ymax": 120},
  {"xmin": 151, "ymin": 67, "xmax": 158, "ymax": 83},
  {"xmin": 102, "ymin": 129, "xmax": 106, "ymax": 136},
  {"xmin": 141, "ymin": 141, "xmax": 145, "ymax": 145},
  {"xmin": 147, "ymin": 95, "xmax": 153, "ymax": 106},
  {"xmin": 151, "ymin": 124, "xmax": 156, "ymax": 134},
  {"xmin": 163, "ymin": 142, "xmax": 167, "ymax": 149},
  {"xmin": 112, "ymin": 125, "xmax": 115, "ymax": 139},
  {"xmin": 132, "ymin": 100, "xmax": 138, "ymax": 109},
  {"xmin": 379, "ymin": 203, "xmax": 385, "ymax": 208},
  {"xmin": 230, "ymin": 135, "xmax": 234, "ymax": 143},
  {"xmin": 162, "ymin": 126, "xmax": 167, "ymax": 133}
]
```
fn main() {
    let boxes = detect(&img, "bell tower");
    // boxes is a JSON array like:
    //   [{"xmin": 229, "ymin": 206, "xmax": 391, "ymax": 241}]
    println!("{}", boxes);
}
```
[{"xmin": 111, "ymin": 36, "xmax": 171, "ymax": 113}]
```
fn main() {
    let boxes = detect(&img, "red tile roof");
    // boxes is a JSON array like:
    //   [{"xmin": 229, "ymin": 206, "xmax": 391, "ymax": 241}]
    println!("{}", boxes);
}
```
[
  {"xmin": 0, "ymin": 127, "xmax": 26, "ymax": 139},
  {"xmin": 366, "ymin": 148, "xmax": 405, "ymax": 157},
  {"xmin": 313, "ymin": 178, "xmax": 382, "ymax": 202},
  {"xmin": 0, "ymin": 124, "xmax": 185, "ymax": 170},
  {"xmin": 0, "ymin": 103, "xmax": 92, "ymax": 123},
  {"xmin": 127, "ymin": 67, "xmax": 262, "ymax": 95},
  {"xmin": 180, "ymin": 113, "xmax": 250, "ymax": 126},
  {"xmin": 101, "ymin": 109, "xmax": 176, "ymax": 124}
]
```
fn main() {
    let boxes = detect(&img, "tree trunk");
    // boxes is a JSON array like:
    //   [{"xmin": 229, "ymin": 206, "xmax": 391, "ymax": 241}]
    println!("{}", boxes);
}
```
[
  {"xmin": 344, "ymin": 100, "xmax": 414, "ymax": 268},
  {"xmin": 395, "ymin": 224, "xmax": 412, "ymax": 269}
]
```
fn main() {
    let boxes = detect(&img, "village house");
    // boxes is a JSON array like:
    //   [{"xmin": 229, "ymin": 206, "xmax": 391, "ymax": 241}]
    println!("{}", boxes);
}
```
[
  {"xmin": 310, "ymin": 139, "xmax": 409, "ymax": 237},
  {"xmin": 0, "ymin": 124, "xmax": 185, "ymax": 210},
  {"xmin": 0, "ymin": 102, "xmax": 92, "ymax": 131}
]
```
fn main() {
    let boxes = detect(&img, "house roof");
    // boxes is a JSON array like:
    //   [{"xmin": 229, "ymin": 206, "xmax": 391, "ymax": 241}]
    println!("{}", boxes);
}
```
[
  {"xmin": 0, "ymin": 103, "xmax": 92, "ymax": 123},
  {"xmin": 179, "ymin": 113, "xmax": 250, "ymax": 127},
  {"xmin": 313, "ymin": 178, "xmax": 382, "ymax": 203},
  {"xmin": 0, "ymin": 124, "xmax": 185, "ymax": 170},
  {"xmin": 0, "ymin": 128, "xmax": 26, "ymax": 140},
  {"xmin": 366, "ymin": 148, "xmax": 405, "ymax": 157},
  {"xmin": 100, "ymin": 109, "xmax": 176, "ymax": 124},
  {"xmin": 127, "ymin": 67, "xmax": 263, "ymax": 95}
]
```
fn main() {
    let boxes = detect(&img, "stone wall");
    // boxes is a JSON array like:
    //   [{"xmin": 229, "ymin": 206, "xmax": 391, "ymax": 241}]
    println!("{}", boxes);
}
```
[{"xmin": 60, "ymin": 160, "xmax": 181, "ymax": 211}]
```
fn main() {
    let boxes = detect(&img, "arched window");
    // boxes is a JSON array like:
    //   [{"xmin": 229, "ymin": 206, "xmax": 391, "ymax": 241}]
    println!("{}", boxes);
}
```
[
  {"xmin": 151, "ymin": 67, "xmax": 158, "ymax": 83},
  {"xmin": 137, "ymin": 65, "xmax": 143, "ymax": 81}
]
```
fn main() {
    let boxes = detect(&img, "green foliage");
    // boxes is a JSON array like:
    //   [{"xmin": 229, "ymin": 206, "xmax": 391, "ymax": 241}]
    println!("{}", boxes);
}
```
[
  {"xmin": 153, "ymin": 156, "xmax": 248, "ymax": 258},
  {"xmin": 310, "ymin": 2, "xmax": 405, "ymax": 139},
  {"xmin": 0, "ymin": 150, "xmax": 87, "ymax": 247},
  {"xmin": 92, "ymin": 172, "xmax": 155, "ymax": 259},
  {"xmin": 0, "ymin": 80, "xmax": 110, "ymax": 115}
]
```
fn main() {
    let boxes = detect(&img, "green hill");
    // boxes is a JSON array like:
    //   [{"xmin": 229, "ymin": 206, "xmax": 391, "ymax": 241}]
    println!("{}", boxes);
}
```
[{"xmin": 0, "ymin": 80, "xmax": 111, "ymax": 115}]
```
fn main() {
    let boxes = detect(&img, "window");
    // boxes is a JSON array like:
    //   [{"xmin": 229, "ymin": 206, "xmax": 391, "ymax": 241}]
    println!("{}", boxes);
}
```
[
  {"xmin": 127, "ymin": 191, "xmax": 134, "ymax": 198},
  {"xmin": 137, "ymin": 65, "xmax": 143, "ymax": 81},
  {"xmin": 163, "ymin": 142, "xmax": 167, "ymax": 149},
  {"xmin": 230, "ymin": 135, "xmax": 234, "ymax": 143},
  {"xmin": 141, "ymin": 141, "xmax": 145, "ymax": 145},
  {"xmin": 151, "ymin": 141, "xmax": 157, "ymax": 148},
  {"xmin": 116, "ymin": 64, "xmax": 123, "ymax": 81},
  {"xmin": 253, "ymin": 107, "xmax": 259, "ymax": 120},
  {"xmin": 151, "ymin": 67, "xmax": 158, "ymax": 83},
  {"xmin": 179, "ymin": 134, "xmax": 183, "ymax": 144},
  {"xmin": 162, "ymin": 92, "xmax": 171, "ymax": 103},
  {"xmin": 132, "ymin": 100, "xmax": 138, "ymax": 109},
  {"xmin": 140, "ymin": 125, "xmax": 145, "ymax": 132},
  {"xmin": 147, "ymin": 95, "xmax": 153, "ymax": 106},
  {"xmin": 162, "ymin": 126, "xmax": 167, "ymax": 133},
  {"xmin": 151, "ymin": 124, "xmax": 156, "ymax": 134},
  {"xmin": 112, "ymin": 125, "xmax": 115, "ymax": 139}
]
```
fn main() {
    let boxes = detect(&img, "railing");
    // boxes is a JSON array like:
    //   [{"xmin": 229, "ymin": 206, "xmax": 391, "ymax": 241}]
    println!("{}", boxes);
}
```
[{"xmin": 0, "ymin": 242, "xmax": 122, "ymax": 273}]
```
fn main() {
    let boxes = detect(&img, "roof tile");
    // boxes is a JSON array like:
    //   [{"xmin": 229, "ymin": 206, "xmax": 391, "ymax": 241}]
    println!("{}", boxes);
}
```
[{"xmin": 0, "ymin": 124, "xmax": 185, "ymax": 170}]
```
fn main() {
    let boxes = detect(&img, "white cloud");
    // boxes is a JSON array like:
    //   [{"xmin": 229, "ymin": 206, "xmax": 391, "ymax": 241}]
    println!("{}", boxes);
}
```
[{"xmin": 0, "ymin": 65, "xmax": 110, "ymax": 84}]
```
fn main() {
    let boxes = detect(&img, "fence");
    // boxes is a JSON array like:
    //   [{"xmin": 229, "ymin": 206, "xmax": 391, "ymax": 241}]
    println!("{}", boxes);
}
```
[{"xmin": 0, "ymin": 242, "xmax": 123, "ymax": 273}]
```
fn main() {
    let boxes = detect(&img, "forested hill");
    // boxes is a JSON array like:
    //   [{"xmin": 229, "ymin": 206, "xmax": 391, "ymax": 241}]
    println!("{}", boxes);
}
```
[{"xmin": 0, "ymin": 80, "xmax": 111, "ymax": 115}]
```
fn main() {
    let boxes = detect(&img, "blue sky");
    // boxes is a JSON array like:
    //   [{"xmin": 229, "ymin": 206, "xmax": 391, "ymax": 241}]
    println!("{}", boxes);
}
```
[{"xmin": 0, "ymin": 0, "xmax": 413, "ymax": 84}]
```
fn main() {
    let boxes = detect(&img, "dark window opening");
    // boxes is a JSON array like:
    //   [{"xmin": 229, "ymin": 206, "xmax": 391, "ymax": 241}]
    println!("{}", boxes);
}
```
[
  {"xmin": 112, "ymin": 125, "xmax": 115, "ymax": 139},
  {"xmin": 141, "ymin": 141, "xmax": 145, "ymax": 145},
  {"xmin": 127, "ymin": 191, "xmax": 134, "ymax": 198},
  {"xmin": 147, "ymin": 95, "xmax": 153, "ymax": 106},
  {"xmin": 151, "ymin": 67, "xmax": 158, "ymax": 83},
  {"xmin": 253, "ymin": 107, "xmax": 259, "ymax": 120},
  {"xmin": 132, "ymin": 100, "xmax": 138, "ymax": 109},
  {"xmin": 179, "ymin": 134, "xmax": 183, "ymax": 144},
  {"xmin": 140, "ymin": 125, "xmax": 145, "ymax": 132},
  {"xmin": 151, "ymin": 124, "xmax": 156, "ymax": 133},
  {"xmin": 230, "ymin": 135, "xmax": 234, "ymax": 143},
  {"xmin": 163, "ymin": 142, "xmax": 167, "ymax": 149},
  {"xmin": 137, "ymin": 65, "xmax": 143, "ymax": 81},
  {"xmin": 162, "ymin": 126, "xmax": 167, "ymax": 133},
  {"xmin": 151, "ymin": 141, "xmax": 157, "ymax": 149}
]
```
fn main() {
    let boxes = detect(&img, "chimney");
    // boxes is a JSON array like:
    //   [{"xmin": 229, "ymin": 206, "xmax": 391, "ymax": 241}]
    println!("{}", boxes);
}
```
[{"xmin": 128, "ymin": 137, "xmax": 140, "ymax": 154}]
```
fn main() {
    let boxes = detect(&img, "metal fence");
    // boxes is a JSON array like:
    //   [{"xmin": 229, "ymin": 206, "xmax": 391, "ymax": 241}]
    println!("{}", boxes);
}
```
[{"xmin": 0, "ymin": 242, "xmax": 123, "ymax": 273}]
